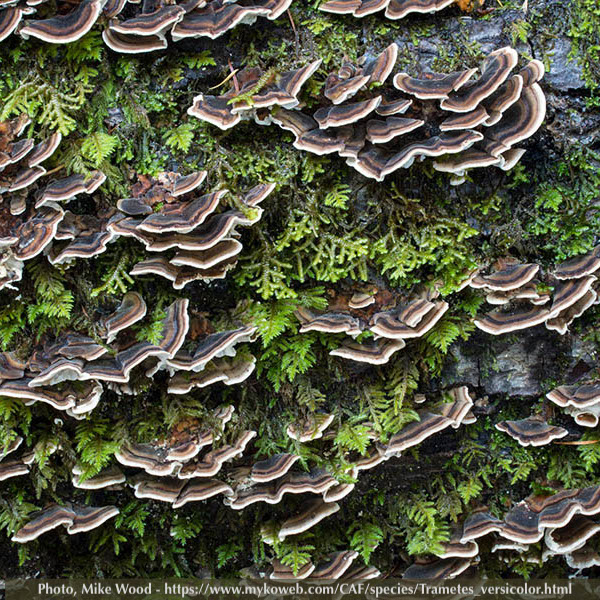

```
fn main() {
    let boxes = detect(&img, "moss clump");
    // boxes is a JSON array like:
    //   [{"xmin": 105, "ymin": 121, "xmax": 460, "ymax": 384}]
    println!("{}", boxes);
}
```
[{"xmin": 568, "ymin": 0, "xmax": 600, "ymax": 94}]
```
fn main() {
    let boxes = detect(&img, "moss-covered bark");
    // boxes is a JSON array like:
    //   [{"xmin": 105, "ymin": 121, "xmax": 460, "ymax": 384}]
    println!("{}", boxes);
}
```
[{"xmin": 0, "ymin": 0, "xmax": 600, "ymax": 580}]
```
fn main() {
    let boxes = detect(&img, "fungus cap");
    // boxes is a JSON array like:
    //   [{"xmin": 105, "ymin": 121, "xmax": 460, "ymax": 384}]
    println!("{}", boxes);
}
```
[
  {"xmin": 393, "ymin": 68, "xmax": 476, "ymax": 100},
  {"xmin": 19, "ymin": 0, "xmax": 103, "ymax": 43},
  {"xmin": 495, "ymin": 416, "xmax": 568, "ymax": 447}
]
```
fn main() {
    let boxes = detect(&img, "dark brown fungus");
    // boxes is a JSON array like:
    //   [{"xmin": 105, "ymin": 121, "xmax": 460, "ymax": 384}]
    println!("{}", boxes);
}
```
[
  {"xmin": 251, "ymin": 453, "xmax": 300, "ymax": 483},
  {"xmin": 0, "ymin": 7, "xmax": 28, "ymax": 42},
  {"xmin": 385, "ymin": 0, "xmax": 455, "ymax": 19},
  {"xmin": 484, "ymin": 82, "xmax": 546, "ymax": 157},
  {"xmin": 109, "ymin": 5, "xmax": 185, "ymax": 36},
  {"xmin": 384, "ymin": 413, "xmax": 453, "ymax": 456},
  {"xmin": 495, "ymin": 416, "xmax": 568, "ymax": 447},
  {"xmin": 20, "ymin": 0, "xmax": 104, "ymax": 43},
  {"xmin": 0, "ymin": 352, "xmax": 26, "ymax": 380},
  {"xmin": 548, "ymin": 276, "xmax": 596, "ymax": 317},
  {"xmin": 393, "ymin": 68, "xmax": 476, "ymax": 100},
  {"xmin": 171, "ymin": 1, "xmax": 269, "ymax": 41},
  {"xmin": 309, "ymin": 551, "xmax": 358, "ymax": 579},
  {"xmin": 67, "ymin": 506, "xmax": 120, "ymax": 535},
  {"xmin": 319, "ymin": 0, "xmax": 361, "ymax": 15},
  {"xmin": 12, "ymin": 505, "xmax": 76, "ymax": 543},
  {"xmin": 136, "ymin": 191, "xmax": 226, "ymax": 234},
  {"xmin": 172, "ymin": 480, "xmax": 234, "ymax": 508},
  {"xmin": 329, "ymin": 338, "xmax": 405, "ymax": 365},
  {"xmin": 299, "ymin": 312, "xmax": 362, "ymax": 336},
  {"xmin": 474, "ymin": 305, "xmax": 551, "ymax": 335},
  {"xmin": 370, "ymin": 301, "xmax": 449, "ymax": 339},
  {"xmin": 403, "ymin": 557, "xmax": 472, "ymax": 579},
  {"xmin": 440, "ymin": 47, "xmax": 519, "ymax": 113},
  {"xmin": 314, "ymin": 96, "xmax": 382, "ymax": 129},
  {"xmin": 37, "ymin": 171, "xmax": 105, "ymax": 207},
  {"xmin": 277, "ymin": 498, "xmax": 340, "ymax": 541},
  {"xmin": 440, "ymin": 105, "xmax": 490, "ymax": 131},
  {"xmin": 100, "ymin": 292, "xmax": 147, "ymax": 342},
  {"xmin": 554, "ymin": 246, "xmax": 600, "ymax": 280},
  {"xmin": 102, "ymin": 26, "xmax": 168, "ymax": 53},
  {"xmin": 547, "ymin": 384, "xmax": 600, "ymax": 409},
  {"xmin": 546, "ymin": 289, "xmax": 597, "ymax": 335},
  {"xmin": 470, "ymin": 262, "xmax": 539, "ymax": 291},
  {"xmin": 365, "ymin": 117, "xmax": 424, "ymax": 144},
  {"xmin": 460, "ymin": 510, "xmax": 504, "ymax": 542},
  {"xmin": 286, "ymin": 414, "xmax": 335, "ymax": 443}
]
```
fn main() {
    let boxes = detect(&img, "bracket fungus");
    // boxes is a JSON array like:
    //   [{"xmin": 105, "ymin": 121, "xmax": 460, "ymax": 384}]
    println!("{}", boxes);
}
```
[
  {"xmin": 72, "ymin": 465, "xmax": 126, "ymax": 490},
  {"xmin": 0, "ymin": 293, "xmax": 257, "ymax": 421},
  {"xmin": 319, "ymin": 0, "xmax": 459, "ymax": 20},
  {"xmin": 403, "ymin": 557, "xmax": 473, "ymax": 579},
  {"xmin": 107, "ymin": 407, "xmax": 296, "ymax": 510},
  {"xmin": 0, "ymin": 161, "xmax": 275, "ymax": 289},
  {"xmin": 383, "ymin": 388, "xmax": 474, "ymax": 456},
  {"xmin": 454, "ymin": 485, "xmax": 600, "ymax": 571},
  {"xmin": 1, "ymin": 0, "xmax": 293, "ymax": 47},
  {"xmin": 329, "ymin": 338, "xmax": 406, "ymax": 365},
  {"xmin": 276, "ymin": 498, "xmax": 341, "ymax": 541},
  {"xmin": 294, "ymin": 292, "xmax": 450, "ymax": 366},
  {"xmin": 189, "ymin": 47, "xmax": 546, "ymax": 182},
  {"xmin": 106, "ymin": 173, "xmax": 273, "ymax": 289},
  {"xmin": 554, "ymin": 246, "xmax": 600, "ymax": 280},
  {"xmin": 495, "ymin": 415, "xmax": 568, "ymax": 447},
  {"xmin": 547, "ymin": 383, "xmax": 600, "ymax": 410},
  {"xmin": 470, "ymin": 255, "xmax": 599, "ymax": 335},
  {"xmin": 225, "ymin": 469, "xmax": 338, "ymax": 510},
  {"xmin": 310, "ymin": 551, "xmax": 359, "ymax": 579},
  {"xmin": 0, "ymin": 436, "xmax": 43, "ymax": 482},
  {"xmin": 188, "ymin": 61, "xmax": 321, "ymax": 130},
  {"xmin": 12, "ymin": 504, "xmax": 119, "ymax": 543},
  {"xmin": 286, "ymin": 413, "xmax": 335, "ymax": 442},
  {"xmin": 18, "ymin": 0, "xmax": 104, "ymax": 43},
  {"xmin": 547, "ymin": 381, "xmax": 600, "ymax": 428},
  {"xmin": 0, "ymin": 116, "xmax": 106, "ymax": 291},
  {"xmin": 250, "ymin": 453, "xmax": 300, "ymax": 483}
]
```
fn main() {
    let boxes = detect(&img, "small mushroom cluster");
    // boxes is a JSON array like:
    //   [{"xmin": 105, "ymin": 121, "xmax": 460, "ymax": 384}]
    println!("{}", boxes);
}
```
[
  {"xmin": 253, "ymin": 388, "xmax": 474, "ymax": 545},
  {"xmin": 0, "ymin": 0, "xmax": 292, "ymax": 49},
  {"xmin": 402, "ymin": 484, "xmax": 600, "ymax": 578},
  {"xmin": 78, "ymin": 407, "xmax": 355, "ymax": 516},
  {"xmin": 441, "ymin": 485, "xmax": 600, "ymax": 575},
  {"xmin": 258, "ymin": 550, "xmax": 381, "ymax": 581},
  {"xmin": 102, "ymin": 0, "xmax": 292, "ymax": 53},
  {"xmin": 69, "ymin": 388, "xmax": 476, "ymax": 549},
  {"xmin": 11, "ymin": 503, "xmax": 119, "ymax": 543},
  {"xmin": 295, "ymin": 290, "xmax": 448, "ymax": 366},
  {"xmin": 110, "ymin": 406, "xmax": 258, "ymax": 509},
  {"xmin": 105, "ymin": 172, "xmax": 273, "ymax": 289},
  {"xmin": 470, "ymin": 253, "xmax": 599, "ymax": 335},
  {"xmin": 547, "ymin": 382, "xmax": 600, "ymax": 428},
  {"xmin": 0, "ymin": 293, "xmax": 257, "ymax": 417},
  {"xmin": 0, "ymin": 115, "xmax": 104, "ymax": 291},
  {"xmin": 189, "ymin": 45, "xmax": 546, "ymax": 182},
  {"xmin": 9, "ymin": 168, "xmax": 272, "ymax": 291},
  {"xmin": 320, "ymin": 0, "xmax": 458, "ymax": 20}
]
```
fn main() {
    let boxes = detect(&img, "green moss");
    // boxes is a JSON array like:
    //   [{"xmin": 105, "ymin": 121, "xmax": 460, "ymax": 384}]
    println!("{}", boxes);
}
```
[
  {"xmin": 523, "ymin": 145, "xmax": 600, "ymax": 262},
  {"xmin": 568, "ymin": 0, "xmax": 600, "ymax": 93}
]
